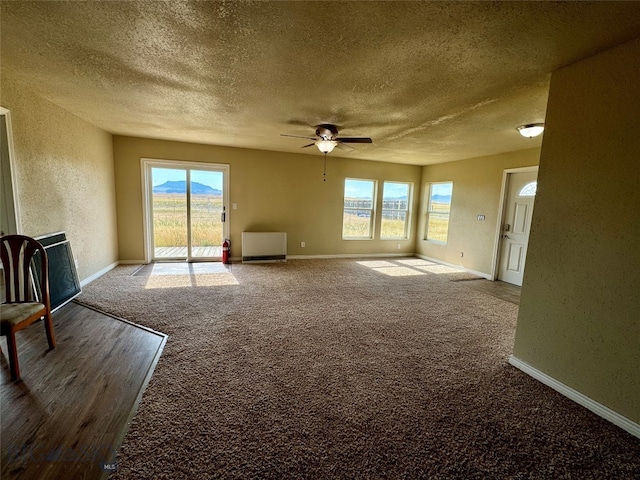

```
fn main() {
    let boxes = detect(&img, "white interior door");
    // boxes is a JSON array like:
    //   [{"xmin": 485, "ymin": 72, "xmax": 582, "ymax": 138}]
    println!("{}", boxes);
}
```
[{"xmin": 497, "ymin": 170, "xmax": 538, "ymax": 286}]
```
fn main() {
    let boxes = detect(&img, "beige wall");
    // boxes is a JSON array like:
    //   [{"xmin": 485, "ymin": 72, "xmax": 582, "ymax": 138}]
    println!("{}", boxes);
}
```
[
  {"xmin": 416, "ymin": 148, "xmax": 540, "ymax": 275},
  {"xmin": 113, "ymin": 136, "xmax": 422, "ymax": 261},
  {"xmin": 0, "ymin": 76, "xmax": 118, "ymax": 281},
  {"xmin": 513, "ymin": 38, "xmax": 640, "ymax": 423}
]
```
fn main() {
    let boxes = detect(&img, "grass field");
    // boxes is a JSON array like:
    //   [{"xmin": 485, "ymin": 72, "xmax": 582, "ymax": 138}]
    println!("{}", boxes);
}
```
[
  {"xmin": 426, "ymin": 202, "xmax": 450, "ymax": 242},
  {"xmin": 153, "ymin": 194, "xmax": 420, "ymax": 245},
  {"xmin": 342, "ymin": 213, "xmax": 373, "ymax": 238},
  {"xmin": 381, "ymin": 218, "xmax": 407, "ymax": 238},
  {"xmin": 342, "ymin": 213, "xmax": 407, "ymax": 238},
  {"xmin": 152, "ymin": 194, "xmax": 223, "ymax": 247}
]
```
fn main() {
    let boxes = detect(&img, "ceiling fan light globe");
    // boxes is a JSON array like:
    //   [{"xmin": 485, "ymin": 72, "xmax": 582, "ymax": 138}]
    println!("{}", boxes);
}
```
[
  {"xmin": 316, "ymin": 140, "xmax": 337, "ymax": 153},
  {"xmin": 517, "ymin": 123, "xmax": 545, "ymax": 138}
]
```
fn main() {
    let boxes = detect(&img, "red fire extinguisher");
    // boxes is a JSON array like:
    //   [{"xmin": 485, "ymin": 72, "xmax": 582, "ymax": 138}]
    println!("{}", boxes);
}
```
[{"xmin": 222, "ymin": 238, "xmax": 230, "ymax": 264}]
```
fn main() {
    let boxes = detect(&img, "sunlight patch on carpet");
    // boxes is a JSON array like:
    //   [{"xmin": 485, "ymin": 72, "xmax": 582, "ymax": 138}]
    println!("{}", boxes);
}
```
[
  {"xmin": 357, "ymin": 260, "xmax": 398, "ymax": 268},
  {"xmin": 416, "ymin": 264, "xmax": 464, "ymax": 274},
  {"xmin": 357, "ymin": 260, "xmax": 426, "ymax": 276},
  {"xmin": 144, "ymin": 273, "xmax": 239, "ymax": 289},
  {"xmin": 396, "ymin": 258, "xmax": 436, "ymax": 266},
  {"xmin": 372, "ymin": 266, "xmax": 426, "ymax": 277},
  {"xmin": 357, "ymin": 259, "xmax": 477, "ymax": 277},
  {"xmin": 133, "ymin": 262, "xmax": 230, "ymax": 277}
]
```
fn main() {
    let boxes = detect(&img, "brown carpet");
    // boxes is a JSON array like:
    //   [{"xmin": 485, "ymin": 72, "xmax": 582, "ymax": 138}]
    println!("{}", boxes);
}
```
[{"xmin": 77, "ymin": 258, "xmax": 640, "ymax": 479}]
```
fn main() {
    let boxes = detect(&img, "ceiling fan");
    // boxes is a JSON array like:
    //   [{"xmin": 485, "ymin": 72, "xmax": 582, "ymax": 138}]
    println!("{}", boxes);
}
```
[{"xmin": 281, "ymin": 124, "xmax": 373, "ymax": 154}]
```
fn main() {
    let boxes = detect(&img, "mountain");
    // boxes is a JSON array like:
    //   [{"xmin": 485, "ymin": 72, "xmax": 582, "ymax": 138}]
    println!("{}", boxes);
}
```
[
  {"xmin": 431, "ymin": 194, "xmax": 451, "ymax": 203},
  {"xmin": 153, "ymin": 180, "xmax": 221, "ymax": 195}
]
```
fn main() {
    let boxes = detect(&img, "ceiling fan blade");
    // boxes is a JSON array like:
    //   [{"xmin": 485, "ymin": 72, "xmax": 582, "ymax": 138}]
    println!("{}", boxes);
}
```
[
  {"xmin": 281, "ymin": 134, "xmax": 317, "ymax": 140},
  {"xmin": 301, "ymin": 143, "xmax": 316, "ymax": 148},
  {"xmin": 336, "ymin": 137, "xmax": 373, "ymax": 144},
  {"xmin": 336, "ymin": 142, "xmax": 355, "ymax": 152},
  {"xmin": 286, "ymin": 119, "xmax": 314, "ymax": 127}
]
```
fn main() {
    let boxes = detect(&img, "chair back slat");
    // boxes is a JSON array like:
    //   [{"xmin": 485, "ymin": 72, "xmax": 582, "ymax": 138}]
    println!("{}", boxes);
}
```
[{"xmin": 1, "ymin": 235, "xmax": 48, "ymax": 304}]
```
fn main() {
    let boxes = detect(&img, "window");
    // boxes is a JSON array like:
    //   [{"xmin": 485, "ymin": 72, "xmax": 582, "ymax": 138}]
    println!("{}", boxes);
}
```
[
  {"xmin": 519, "ymin": 181, "xmax": 537, "ymax": 197},
  {"xmin": 425, "ymin": 182, "xmax": 453, "ymax": 244},
  {"xmin": 381, "ymin": 182, "xmax": 411, "ymax": 238},
  {"xmin": 343, "ymin": 178, "xmax": 376, "ymax": 239}
]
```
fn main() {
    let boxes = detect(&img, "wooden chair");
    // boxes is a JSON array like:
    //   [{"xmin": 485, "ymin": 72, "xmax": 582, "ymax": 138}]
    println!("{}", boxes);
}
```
[{"xmin": 1, "ymin": 234, "xmax": 56, "ymax": 380}]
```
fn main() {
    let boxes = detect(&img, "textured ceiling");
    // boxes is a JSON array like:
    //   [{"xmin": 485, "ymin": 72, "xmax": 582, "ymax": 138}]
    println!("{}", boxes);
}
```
[{"xmin": 2, "ymin": 1, "xmax": 640, "ymax": 165}]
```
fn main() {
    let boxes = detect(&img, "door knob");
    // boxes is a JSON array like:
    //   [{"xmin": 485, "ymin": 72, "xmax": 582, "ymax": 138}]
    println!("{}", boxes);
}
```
[{"xmin": 502, "ymin": 234, "xmax": 510, "ymax": 239}]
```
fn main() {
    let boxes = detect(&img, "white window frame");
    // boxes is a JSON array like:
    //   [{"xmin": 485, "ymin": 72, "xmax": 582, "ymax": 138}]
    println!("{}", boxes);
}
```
[
  {"xmin": 380, "ymin": 181, "xmax": 412, "ymax": 239},
  {"xmin": 342, "ymin": 178, "xmax": 377, "ymax": 240},
  {"xmin": 425, "ymin": 181, "xmax": 453, "ymax": 244}
]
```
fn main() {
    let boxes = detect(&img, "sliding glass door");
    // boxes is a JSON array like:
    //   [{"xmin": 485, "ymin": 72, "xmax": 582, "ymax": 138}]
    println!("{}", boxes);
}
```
[
  {"xmin": 189, "ymin": 169, "xmax": 225, "ymax": 258},
  {"xmin": 144, "ymin": 160, "xmax": 229, "ymax": 262}
]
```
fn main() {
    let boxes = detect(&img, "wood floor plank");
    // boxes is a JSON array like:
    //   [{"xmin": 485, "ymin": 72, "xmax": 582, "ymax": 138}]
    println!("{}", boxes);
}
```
[{"xmin": 1, "ymin": 302, "xmax": 166, "ymax": 480}]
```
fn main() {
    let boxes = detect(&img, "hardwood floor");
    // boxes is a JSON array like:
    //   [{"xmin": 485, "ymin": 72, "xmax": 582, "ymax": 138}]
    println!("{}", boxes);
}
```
[
  {"xmin": 1, "ymin": 302, "xmax": 166, "ymax": 480},
  {"xmin": 460, "ymin": 279, "xmax": 521, "ymax": 304}
]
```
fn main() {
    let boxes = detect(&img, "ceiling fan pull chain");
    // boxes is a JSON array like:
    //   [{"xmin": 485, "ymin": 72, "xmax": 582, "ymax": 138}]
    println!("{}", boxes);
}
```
[{"xmin": 323, "ymin": 153, "xmax": 327, "ymax": 181}]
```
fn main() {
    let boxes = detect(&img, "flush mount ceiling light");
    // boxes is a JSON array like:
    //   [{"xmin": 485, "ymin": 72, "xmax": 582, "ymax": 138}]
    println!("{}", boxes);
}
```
[
  {"xmin": 517, "ymin": 123, "xmax": 545, "ymax": 138},
  {"xmin": 316, "ymin": 139, "xmax": 337, "ymax": 154}
]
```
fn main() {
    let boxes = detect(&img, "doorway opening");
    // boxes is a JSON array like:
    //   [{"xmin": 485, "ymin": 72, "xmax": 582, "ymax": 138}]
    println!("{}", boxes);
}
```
[
  {"xmin": 142, "ymin": 159, "xmax": 229, "ymax": 263},
  {"xmin": 1, "ymin": 107, "xmax": 20, "ymax": 237},
  {"xmin": 492, "ymin": 166, "xmax": 538, "ymax": 286}
]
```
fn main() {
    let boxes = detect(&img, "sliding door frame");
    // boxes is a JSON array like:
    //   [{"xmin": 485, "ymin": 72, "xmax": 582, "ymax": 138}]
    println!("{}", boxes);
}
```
[{"xmin": 141, "ymin": 158, "xmax": 230, "ymax": 263}]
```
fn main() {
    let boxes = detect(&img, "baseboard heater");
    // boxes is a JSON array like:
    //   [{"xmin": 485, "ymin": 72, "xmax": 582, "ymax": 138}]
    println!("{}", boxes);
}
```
[{"xmin": 242, "ymin": 232, "xmax": 287, "ymax": 263}]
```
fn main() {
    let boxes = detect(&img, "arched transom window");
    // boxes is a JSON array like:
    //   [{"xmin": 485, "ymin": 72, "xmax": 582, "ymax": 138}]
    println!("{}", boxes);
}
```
[{"xmin": 519, "ymin": 181, "xmax": 537, "ymax": 197}]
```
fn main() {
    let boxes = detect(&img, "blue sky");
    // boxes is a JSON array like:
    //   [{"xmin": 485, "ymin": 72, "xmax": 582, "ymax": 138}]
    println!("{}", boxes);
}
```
[
  {"xmin": 431, "ymin": 182, "xmax": 453, "ymax": 197},
  {"xmin": 152, "ymin": 168, "xmax": 223, "ymax": 190},
  {"xmin": 345, "ymin": 179, "xmax": 410, "ymax": 198}
]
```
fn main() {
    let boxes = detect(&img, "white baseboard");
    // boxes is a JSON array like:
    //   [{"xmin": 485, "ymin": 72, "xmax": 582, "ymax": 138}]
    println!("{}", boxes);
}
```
[
  {"xmin": 415, "ymin": 254, "xmax": 491, "ymax": 279},
  {"xmin": 119, "ymin": 254, "xmax": 414, "ymax": 264},
  {"xmin": 80, "ymin": 261, "xmax": 119, "ymax": 287},
  {"xmin": 286, "ymin": 253, "xmax": 414, "ymax": 260},
  {"xmin": 509, "ymin": 355, "xmax": 640, "ymax": 439}
]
